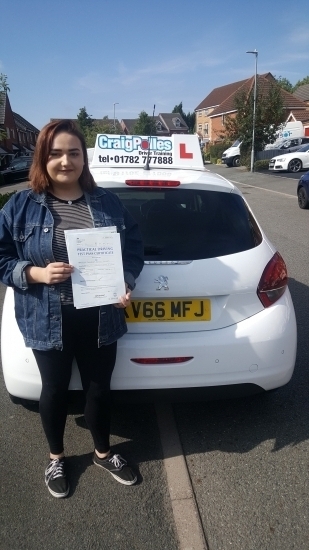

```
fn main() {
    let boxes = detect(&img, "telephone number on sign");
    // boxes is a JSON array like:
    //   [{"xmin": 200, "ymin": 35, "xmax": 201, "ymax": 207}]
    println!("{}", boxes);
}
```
[{"xmin": 112, "ymin": 155, "xmax": 173, "ymax": 164}]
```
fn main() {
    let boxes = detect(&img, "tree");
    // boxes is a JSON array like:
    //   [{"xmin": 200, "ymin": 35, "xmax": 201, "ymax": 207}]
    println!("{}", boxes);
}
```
[
  {"xmin": 293, "ymin": 76, "xmax": 309, "ymax": 90},
  {"xmin": 172, "ymin": 101, "xmax": 195, "ymax": 133},
  {"xmin": 132, "ymin": 111, "xmax": 156, "ymax": 135},
  {"xmin": 76, "ymin": 107, "xmax": 93, "ymax": 137},
  {"xmin": 0, "ymin": 74, "xmax": 10, "ymax": 141},
  {"xmin": 224, "ymin": 80, "xmax": 285, "ymax": 162},
  {"xmin": 276, "ymin": 76, "xmax": 293, "ymax": 93},
  {"xmin": 0, "ymin": 73, "xmax": 10, "ymax": 93},
  {"xmin": 84, "ymin": 119, "xmax": 115, "ymax": 148}
]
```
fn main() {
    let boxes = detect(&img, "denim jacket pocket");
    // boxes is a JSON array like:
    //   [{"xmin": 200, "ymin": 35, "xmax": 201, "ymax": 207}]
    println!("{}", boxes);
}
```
[{"xmin": 12, "ymin": 225, "xmax": 36, "ymax": 261}]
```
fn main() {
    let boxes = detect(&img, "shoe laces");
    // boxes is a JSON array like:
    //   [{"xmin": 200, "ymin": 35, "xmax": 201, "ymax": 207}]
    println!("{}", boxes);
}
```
[
  {"xmin": 45, "ymin": 458, "xmax": 65, "ymax": 482},
  {"xmin": 108, "ymin": 454, "xmax": 127, "ymax": 469}
]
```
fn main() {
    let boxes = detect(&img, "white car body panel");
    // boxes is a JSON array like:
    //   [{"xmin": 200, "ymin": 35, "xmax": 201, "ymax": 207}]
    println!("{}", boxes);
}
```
[{"xmin": 0, "ymin": 134, "xmax": 297, "ymax": 400}]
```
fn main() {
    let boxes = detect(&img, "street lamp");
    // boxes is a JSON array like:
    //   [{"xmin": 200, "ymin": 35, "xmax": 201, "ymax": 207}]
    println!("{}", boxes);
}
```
[
  {"xmin": 246, "ymin": 49, "xmax": 258, "ymax": 172},
  {"xmin": 113, "ymin": 102, "xmax": 119, "ymax": 133}
]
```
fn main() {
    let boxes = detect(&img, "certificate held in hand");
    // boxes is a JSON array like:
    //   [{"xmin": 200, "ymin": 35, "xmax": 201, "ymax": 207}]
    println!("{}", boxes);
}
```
[{"xmin": 64, "ymin": 227, "xmax": 126, "ymax": 309}]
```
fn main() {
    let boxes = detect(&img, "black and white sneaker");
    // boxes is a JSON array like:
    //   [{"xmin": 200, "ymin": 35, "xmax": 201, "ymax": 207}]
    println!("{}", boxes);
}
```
[
  {"xmin": 45, "ymin": 458, "xmax": 69, "ymax": 498},
  {"xmin": 93, "ymin": 452, "xmax": 137, "ymax": 485}
]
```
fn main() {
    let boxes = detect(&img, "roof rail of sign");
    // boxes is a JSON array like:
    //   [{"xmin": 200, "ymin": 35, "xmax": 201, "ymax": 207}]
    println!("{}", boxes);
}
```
[{"xmin": 90, "ymin": 134, "xmax": 205, "ymax": 170}]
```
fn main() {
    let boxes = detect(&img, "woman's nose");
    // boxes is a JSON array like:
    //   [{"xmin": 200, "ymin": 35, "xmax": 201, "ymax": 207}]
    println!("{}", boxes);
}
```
[{"xmin": 61, "ymin": 155, "xmax": 70, "ymax": 165}]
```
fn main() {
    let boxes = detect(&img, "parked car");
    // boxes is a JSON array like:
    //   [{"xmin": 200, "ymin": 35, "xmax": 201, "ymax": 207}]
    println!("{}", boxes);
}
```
[
  {"xmin": 265, "ymin": 137, "xmax": 309, "ymax": 152},
  {"xmin": 1, "ymin": 134, "xmax": 297, "ymax": 403},
  {"xmin": 297, "ymin": 170, "xmax": 309, "ymax": 209},
  {"xmin": 0, "ymin": 156, "xmax": 33, "ymax": 185},
  {"xmin": 269, "ymin": 143, "xmax": 309, "ymax": 173}
]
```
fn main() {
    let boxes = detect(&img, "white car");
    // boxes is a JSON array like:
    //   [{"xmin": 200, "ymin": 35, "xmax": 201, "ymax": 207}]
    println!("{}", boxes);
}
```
[
  {"xmin": 269, "ymin": 143, "xmax": 309, "ymax": 173},
  {"xmin": 1, "ymin": 134, "xmax": 297, "ymax": 402}
]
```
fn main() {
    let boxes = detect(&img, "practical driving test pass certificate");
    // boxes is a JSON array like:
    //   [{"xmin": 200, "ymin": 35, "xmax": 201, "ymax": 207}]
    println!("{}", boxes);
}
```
[{"xmin": 64, "ymin": 227, "xmax": 126, "ymax": 309}]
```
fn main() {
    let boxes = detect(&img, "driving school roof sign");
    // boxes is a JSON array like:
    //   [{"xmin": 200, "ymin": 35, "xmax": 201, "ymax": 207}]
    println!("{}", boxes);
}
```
[{"xmin": 91, "ymin": 134, "xmax": 204, "ymax": 170}]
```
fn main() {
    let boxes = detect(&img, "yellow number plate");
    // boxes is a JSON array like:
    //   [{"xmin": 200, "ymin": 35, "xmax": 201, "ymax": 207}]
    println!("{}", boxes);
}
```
[{"xmin": 125, "ymin": 299, "xmax": 211, "ymax": 322}]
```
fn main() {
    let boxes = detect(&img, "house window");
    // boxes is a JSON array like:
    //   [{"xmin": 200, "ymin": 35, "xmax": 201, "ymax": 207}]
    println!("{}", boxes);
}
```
[
  {"xmin": 6, "ymin": 127, "xmax": 10, "ymax": 138},
  {"xmin": 198, "ymin": 124, "xmax": 202, "ymax": 131},
  {"xmin": 204, "ymin": 123, "xmax": 209, "ymax": 135},
  {"xmin": 12, "ymin": 129, "xmax": 15, "ymax": 139},
  {"xmin": 156, "ymin": 122, "xmax": 162, "ymax": 131},
  {"xmin": 204, "ymin": 109, "xmax": 209, "ymax": 116},
  {"xmin": 198, "ymin": 111, "xmax": 202, "ymax": 117}
]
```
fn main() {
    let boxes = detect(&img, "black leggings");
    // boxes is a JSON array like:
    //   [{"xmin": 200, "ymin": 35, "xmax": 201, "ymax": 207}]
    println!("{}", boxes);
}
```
[{"xmin": 33, "ymin": 305, "xmax": 117, "ymax": 455}]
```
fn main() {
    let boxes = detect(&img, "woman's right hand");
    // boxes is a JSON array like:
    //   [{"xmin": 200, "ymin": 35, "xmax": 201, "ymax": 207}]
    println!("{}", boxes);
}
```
[
  {"xmin": 25, "ymin": 263, "xmax": 74, "ymax": 285},
  {"xmin": 43, "ymin": 262, "xmax": 74, "ymax": 284}
]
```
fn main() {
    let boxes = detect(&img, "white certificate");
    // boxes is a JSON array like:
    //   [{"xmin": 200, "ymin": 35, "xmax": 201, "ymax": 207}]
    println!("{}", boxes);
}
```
[{"xmin": 64, "ymin": 227, "xmax": 126, "ymax": 309}]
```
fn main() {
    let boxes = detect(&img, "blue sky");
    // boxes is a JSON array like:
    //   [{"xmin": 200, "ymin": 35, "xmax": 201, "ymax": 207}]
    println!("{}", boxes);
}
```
[{"xmin": 1, "ymin": 0, "xmax": 309, "ymax": 130}]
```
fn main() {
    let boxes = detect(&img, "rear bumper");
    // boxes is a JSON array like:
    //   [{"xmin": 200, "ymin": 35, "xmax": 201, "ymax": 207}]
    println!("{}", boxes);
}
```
[{"xmin": 1, "ymin": 290, "xmax": 297, "ymax": 401}]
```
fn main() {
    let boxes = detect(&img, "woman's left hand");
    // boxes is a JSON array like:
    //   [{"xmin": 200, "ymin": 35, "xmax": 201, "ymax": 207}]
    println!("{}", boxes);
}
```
[{"xmin": 114, "ymin": 283, "xmax": 131, "ymax": 309}]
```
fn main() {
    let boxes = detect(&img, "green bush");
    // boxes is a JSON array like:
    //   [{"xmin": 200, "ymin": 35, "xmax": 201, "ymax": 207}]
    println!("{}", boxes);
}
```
[
  {"xmin": 0, "ymin": 191, "xmax": 16, "ymax": 209},
  {"xmin": 209, "ymin": 142, "xmax": 231, "ymax": 161},
  {"xmin": 254, "ymin": 160, "xmax": 269, "ymax": 171}
]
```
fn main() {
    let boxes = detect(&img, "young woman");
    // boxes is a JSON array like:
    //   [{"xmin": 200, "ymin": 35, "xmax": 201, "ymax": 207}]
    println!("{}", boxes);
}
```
[{"xmin": 0, "ymin": 120, "xmax": 144, "ymax": 498}]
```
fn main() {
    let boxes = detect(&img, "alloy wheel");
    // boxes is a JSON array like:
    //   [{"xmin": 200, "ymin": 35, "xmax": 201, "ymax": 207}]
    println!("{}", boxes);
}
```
[{"xmin": 288, "ymin": 159, "xmax": 302, "ymax": 173}]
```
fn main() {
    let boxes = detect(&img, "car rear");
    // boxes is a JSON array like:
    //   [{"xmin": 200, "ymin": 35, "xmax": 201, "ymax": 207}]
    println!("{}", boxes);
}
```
[{"xmin": 97, "ymin": 172, "xmax": 295, "ymax": 396}]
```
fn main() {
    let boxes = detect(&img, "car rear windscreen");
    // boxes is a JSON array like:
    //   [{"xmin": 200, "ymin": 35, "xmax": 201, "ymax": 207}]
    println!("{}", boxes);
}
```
[{"xmin": 111, "ymin": 188, "xmax": 262, "ymax": 261}]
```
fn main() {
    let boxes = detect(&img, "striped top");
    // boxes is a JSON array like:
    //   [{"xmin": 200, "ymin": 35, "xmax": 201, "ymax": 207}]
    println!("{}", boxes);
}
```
[{"xmin": 46, "ymin": 193, "xmax": 93, "ymax": 304}]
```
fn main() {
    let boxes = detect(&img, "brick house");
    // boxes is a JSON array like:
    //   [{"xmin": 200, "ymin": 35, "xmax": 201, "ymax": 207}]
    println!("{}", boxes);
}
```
[
  {"xmin": 121, "ymin": 113, "xmax": 188, "ymax": 136},
  {"xmin": 0, "ymin": 91, "xmax": 18, "ymax": 167},
  {"xmin": 13, "ymin": 112, "xmax": 39, "ymax": 154},
  {"xmin": 195, "ymin": 73, "xmax": 309, "ymax": 144},
  {"xmin": 0, "ymin": 91, "xmax": 39, "ymax": 168}
]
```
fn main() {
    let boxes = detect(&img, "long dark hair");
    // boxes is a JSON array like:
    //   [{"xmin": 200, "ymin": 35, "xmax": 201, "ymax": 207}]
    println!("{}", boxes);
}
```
[{"xmin": 29, "ymin": 119, "xmax": 96, "ymax": 193}]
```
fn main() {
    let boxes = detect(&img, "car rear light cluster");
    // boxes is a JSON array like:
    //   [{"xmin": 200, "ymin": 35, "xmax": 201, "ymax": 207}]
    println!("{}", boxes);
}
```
[
  {"xmin": 125, "ymin": 180, "xmax": 180, "ymax": 187},
  {"xmin": 257, "ymin": 252, "xmax": 288, "ymax": 308},
  {"xmin": 131, "ymin": 357, "xmax": 193, "ymax": 364}
]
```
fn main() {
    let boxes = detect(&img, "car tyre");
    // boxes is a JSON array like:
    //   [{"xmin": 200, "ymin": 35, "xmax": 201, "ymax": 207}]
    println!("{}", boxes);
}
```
[
  {"xmin": 297, "ymin": 186, "xmax": 309, "ymax": 209},
  {"xmin": 288, "ymin": 159, "xmax": 302, "ymax": 173},
  {"xmin": 232, "ymin": 156, "xmax": 240, "ymax": 167}
]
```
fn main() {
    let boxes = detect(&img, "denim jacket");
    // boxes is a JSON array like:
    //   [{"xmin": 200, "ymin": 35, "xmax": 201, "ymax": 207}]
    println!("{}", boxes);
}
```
[{"xmin": 0, "ymin": 187, "xmax": 144, "ymax": 350}]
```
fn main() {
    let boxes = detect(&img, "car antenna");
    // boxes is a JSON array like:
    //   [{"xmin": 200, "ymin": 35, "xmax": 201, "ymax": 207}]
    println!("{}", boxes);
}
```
[{"xmin": 144, "ymin": 104, "xmax": 156, "ymax": 171}]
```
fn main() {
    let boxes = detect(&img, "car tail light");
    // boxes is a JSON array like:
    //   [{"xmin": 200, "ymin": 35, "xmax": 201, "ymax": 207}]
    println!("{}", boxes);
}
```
[
  {"xmin": 131, "ymin": 357, "xmax": 193, "ymax": 364},
  {"xmin": 257, "ymin": 252, "xmax": 288, "ymax": 308},
  {"xmin": 125, "ymin": 180, "xmax": 180, "ymax": 187}
]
